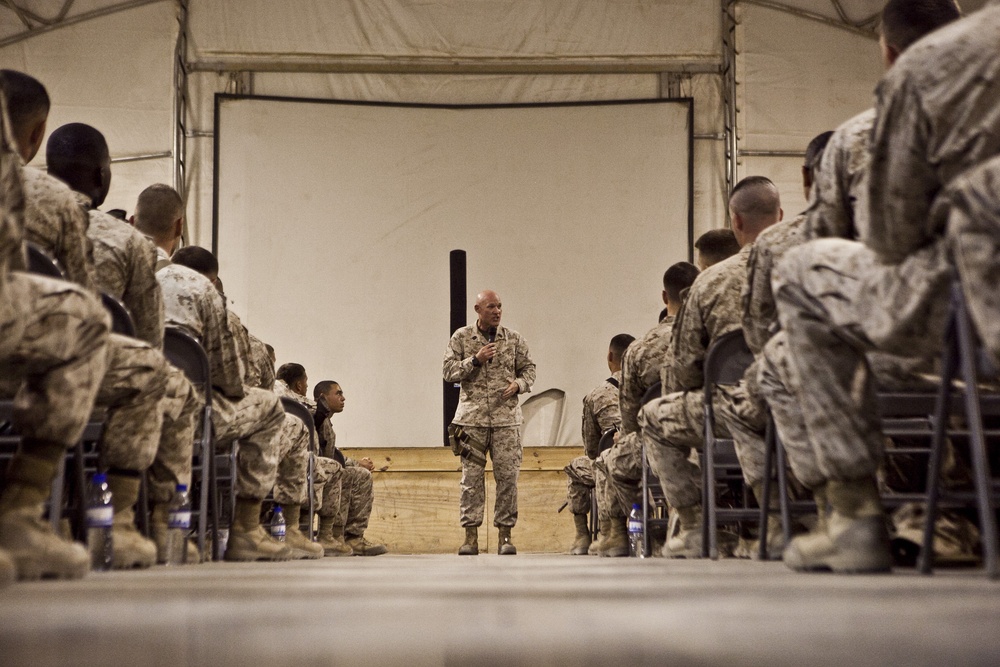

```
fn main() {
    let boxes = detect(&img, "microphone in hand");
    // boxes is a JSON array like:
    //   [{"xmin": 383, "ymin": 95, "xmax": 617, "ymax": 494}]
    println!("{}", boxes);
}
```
[{"xmin": 487, "ymin": 326, "xmax": 497, "ymax": 363}]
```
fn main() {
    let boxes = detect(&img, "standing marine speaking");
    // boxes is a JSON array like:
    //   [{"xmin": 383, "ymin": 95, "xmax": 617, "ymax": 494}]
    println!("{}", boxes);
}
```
[{"xmin": 443, "ymin": 290, "xmax": 536, "ymax": 555}]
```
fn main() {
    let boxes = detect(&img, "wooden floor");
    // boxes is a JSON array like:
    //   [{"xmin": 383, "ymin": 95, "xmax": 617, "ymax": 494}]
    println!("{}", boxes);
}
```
[{"xmin": 2, "ymin": 554, "xmax": 999, "ymax": 666}]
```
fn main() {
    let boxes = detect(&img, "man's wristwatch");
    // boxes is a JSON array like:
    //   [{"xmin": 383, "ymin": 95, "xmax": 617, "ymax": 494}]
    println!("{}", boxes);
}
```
[{"xmin": 472, "ymin": 356, "xmax": 482, "ymax": 367}]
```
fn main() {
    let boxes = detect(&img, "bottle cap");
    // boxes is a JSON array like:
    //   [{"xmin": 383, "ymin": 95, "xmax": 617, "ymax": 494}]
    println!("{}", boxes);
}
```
[
  {"xmin": 632, "ymin": 503, "xmax": 641, "ymax": 509},
  {"xmin": 176, "ymin": 484, "xmax": 188, "ymax": 492},
  {"xmin": 93, "ymin": 473, "xmax": 107, "ymax": 484},
  {"xmin": 274, "ymin": 505, "xmax": 282, "ymax": 512}
]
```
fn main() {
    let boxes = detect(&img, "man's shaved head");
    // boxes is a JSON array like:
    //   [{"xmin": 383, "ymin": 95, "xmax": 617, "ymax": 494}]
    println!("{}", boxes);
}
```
[
  {"xmin": 134, "ymin": 183, "xmax": 184, "ymax": 246},
  {"xmin": 46, "ymin": 123, "xmax": 111, "ymax": 207},
  {"xmin": 729, "ymin": 175, "xmax": 782, "ymax": 246},
  {"xmin": 474, "ymin": 289, "xmax": 502, "ymax": 330},
  {"xmin": 0, "ymin": 70, "xmax": 49, "ymax": 162}
]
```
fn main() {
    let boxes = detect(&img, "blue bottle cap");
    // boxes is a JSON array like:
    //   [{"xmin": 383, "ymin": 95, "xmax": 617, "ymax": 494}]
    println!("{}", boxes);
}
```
[
  {"xmin": 274, "ymin": 505, "xmax": 282, "ymax": 512},
  {"xmin": 176, "ymin": 484, "xmax": 188, "ymax": 492},
  {"xmin": 94, "ymin": 473, "xmax": 107, "ymax": 484},
  {"xmin": 632, "ymin": 503, "xmax": 641, "ymax": 509}
]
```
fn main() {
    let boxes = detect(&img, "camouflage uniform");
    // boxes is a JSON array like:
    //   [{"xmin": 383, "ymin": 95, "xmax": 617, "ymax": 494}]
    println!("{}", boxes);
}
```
[
  {"xmin": 21, "ymin": 167, "xmax": 168, "ymax": 474},
  {"xmin": 154, "ymin": 246, "xmax": 172, "ymax": 273},
  {"xmin": 270, "ymin": 377, "xmax": 322, "ymax": 510},
  {"xmin": 443, "ymin": 323, "xmax": 536, "ymax": 528},
  {"xmin": 314, "ymin": 421, "xmax": 373, "ymax": 534},
  {"xmin": 159, "ymin": 263, "xmax": 284, "ymax": 500},
  {"xmin": 564, "ymin": 371, "xmax": 621, "ymax": 517},
  {"xmin": 640, "ymin": 245, "xmax": 759, "ymax": 509},
  {"xmin": 84, "ymin": 203, "xmax": 164, "ymax": 349},
  {"xmin": 599, "ymin": 317, "xmax": 673, "ymax": 521},
  {"xmin": 247, "ymin": 333, "xmax": 275, "ymax": 392},
  {"xmin": 771, "ymin": 2, "xmax": 1000, "ymax": 482}
]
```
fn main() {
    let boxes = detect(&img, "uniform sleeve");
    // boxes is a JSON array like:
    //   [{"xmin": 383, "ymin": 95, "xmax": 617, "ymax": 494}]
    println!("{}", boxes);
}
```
[
  {"xmin": 122, "ymin": 236, "xmax": 164, "ymax": 349},
  {"xmin": 867, "ymin": 75, "xmax": 938, "ymax": 264},
  {"xmin": 513, "ymin": 334, "xmax": 536, "ymax": 395},
  {"xmin": 60, "ymin": 203, "xmax": 98, "ymax": 294},
  {"xmin": 742, "ymin": 242, "xmax": 772, "ymax": 357},
  {"xmin": 581, "ymin": 395, "xmax": 600, "ymax": 459},
  {"xmin": 442, "ymin": 333, "xmax": 478, "ymax": 382},
  {"xmin": 668, "ymin": 286, "xmax": 708, "ymax": 392},
  {"xmin": 619, "ymin": 348, "xmax": 642, "ymax": 435},
  {"xmin": 804, "ymin": 131, "xmax": 857, "ymax": 241},
  {"xmin": 202, "ymin": 292, "xmax": 245, "ymax": 399}
]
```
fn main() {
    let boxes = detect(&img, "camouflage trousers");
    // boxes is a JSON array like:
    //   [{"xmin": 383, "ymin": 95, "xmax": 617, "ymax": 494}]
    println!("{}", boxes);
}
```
[
  {"xmin": 459, "ymin": 426, "xmax": 521, "ymax": 528},
  {"xmin": 95, "ymin": 333, "xmax": 168, "ymax": 472},
  {"xmin": 592, "ymin": 449, "xmax": 612, "ymax": 523},
  {"xmin": 770, "ymin": 238, "xmax": 948, "ymax": 481},
  {"xmin": 563, "ymin": 455, "xmax": 595, "ymax": 516},
  {"xmin": 948, "ymin": 154, "xmax": 1000, "ymax": 367},
  {"xmin": 0, "ymin": 273, "xmax": 108, "ymax": 446},
  {"xmin": 342, "ymin": 465, "xmax": 375, "ymax": 537},
  {"xmin": 211, "ymin": 386, "xmax": 284, "ymax": 500},
  {"xmin": 272, "ymin": 411, "xmax": 311, "ymax": 506},
  {"xmin": 603, "ymin": 432, "xmax": 645, "ymax": 520},
  {"xmin": 314, "ymin": 456, "xmax": 343, "ymax": 518},
  {"xmin": 147, "ymin": 363, "xmax": 202, "ymax": 504},
  {"xmin": 638, "ymin": 388, "xmax": 746, "ymax": 510}
]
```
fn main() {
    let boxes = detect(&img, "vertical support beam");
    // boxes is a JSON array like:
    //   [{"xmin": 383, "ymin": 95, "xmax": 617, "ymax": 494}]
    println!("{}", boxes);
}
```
[
  {"xmin": 721, "ymin": 0, "xmax": 739, "ymax": 215},
  {"xmin": 444, "ymin": 250, "xmax": 467, "ymax": 446},
  {"xmin": 172, "ymin": 0, "xmax": 189, "ymax": 236}
]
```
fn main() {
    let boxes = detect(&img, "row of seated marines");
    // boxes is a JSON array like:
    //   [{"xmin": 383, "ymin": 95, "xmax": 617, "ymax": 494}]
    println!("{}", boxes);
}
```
[
  {"xmin": 556, "ymin": 0, "xmax": 1000, "ymax": 572},
  {"xmin": 0, "ymin": 69, "xmax": 385, "ymax": 586}
]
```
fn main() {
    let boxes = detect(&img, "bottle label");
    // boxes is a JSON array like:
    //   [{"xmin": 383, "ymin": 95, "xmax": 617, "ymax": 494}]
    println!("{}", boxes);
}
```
[
  {"xmin": 86, "ymin": 506, "xmax": 113, "ymax": 528},
  {"xmin": 627, "ymin": 520, "xmax": 643, "ymax": 534},
  {"xmin": 271, "ymin": 525, "xmax": 286, "ymax": 540},
  {"xmin": 168, "ymin": 510, "xmax": 192, "ymax": 529}
]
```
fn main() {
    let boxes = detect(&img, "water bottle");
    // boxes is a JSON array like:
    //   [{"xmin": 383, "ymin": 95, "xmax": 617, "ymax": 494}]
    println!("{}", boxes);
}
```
[
  {"xmin": 628, "ymin": 503, "xmax": 645, "ymax": 558},
  {"xmin": 86, "ymin": 473, "xmax": 113, "ymax": 571},
  {"xmin": 165, "ymin": 484, "xmax": 191, "ymax": 566},
  {"xmin": 270, "ymin": 505, "xmax": 286, "ymax": 542}
]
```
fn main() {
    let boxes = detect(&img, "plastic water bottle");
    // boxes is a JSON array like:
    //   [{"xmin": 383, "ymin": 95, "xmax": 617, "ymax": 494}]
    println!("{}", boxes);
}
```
[
  {"xmin": 628, "ymin": 503, "xmax": 645, "ymax": 558},
  {"xmin": 270, "ymin": 505, "xmax": 286, "ymax": 542},
  {"xmin": 165, "ymin": 484, "xmax": 191, "ymax": 566},
  {"xmin": 86, "ymin": 473, "xmax": 113, "ymax": 571}
]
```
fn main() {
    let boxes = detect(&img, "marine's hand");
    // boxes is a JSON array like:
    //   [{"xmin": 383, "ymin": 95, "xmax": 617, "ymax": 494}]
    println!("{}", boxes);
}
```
[
  {"xmin": 502, "ymin": 381, "xmax": 519, "ymax": 400},
  {"xmin": 475, "ymin": 343, "xmax": 497, "ymax": 364},
  {"xmin": 359, "ymin": 457, "xmax": 375, "ymax": 471}
]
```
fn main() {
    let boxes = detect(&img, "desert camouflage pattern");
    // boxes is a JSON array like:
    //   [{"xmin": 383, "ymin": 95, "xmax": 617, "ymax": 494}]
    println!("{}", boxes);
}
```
[
  {"xmin": 147, "ymin": 363, "xmax": 202, "ymax": 503},
  {"xmin": 582, "ymin": 371, "xmax": 621, "ymax": 459},
  {"xmin": 154, "ymin": 245, "xmax": 171, "ymax": 272},
  {"xmin": 159, "ymin": 263, "xmax": 245, "ymax": 399},
  {"xmin": 458, "ymin": 425, "xmax": 521, "ymax": 528},
  {"xmin": 83, "ymin": 202, "xmax": 164, "ymax": 349},
  {"xmin": 443, "ymin": 324, "xmax": 536, "ymax": 427},
  {"xmin": 341, "ymin": 465, "xmax": 375, "ymax": 537},
  {"xmin": 592, "ymin": 452, "xmax": 612, "ymax": 523},
  {"xmin": 247, "ymin": 333, "xmax": 275, "ymax": 392},
  {"xmin": 563, "ymin": 455, "xmax": 595, "ymax": 516},
  {"xmin": 314, "ymin": 456, "xmax": 343, "ymax": 519},
  {"xmin": 226, "ymin": 310, "xmax": 252, "ymax": 387},
  {"xmin": 272, "ymin": 411, "xmax": 311, "ymax": 506},
  {"xmin": 20, "ymin": 166, "xmax": 95, "ymax": 292},
  {"xmin": 743, "ymin": 214, "xmax": 806, "ymax": 356},
  {"xmin": 603, "ymin": 431, "xmax": 645, "ymax": 519},
  {"xmin": 210, "ymin": 386, "xmax": 284, "ymax": 500},
  {"xmin": 619, "ymin": 316, "xmax": 673, "ymax": 435}
]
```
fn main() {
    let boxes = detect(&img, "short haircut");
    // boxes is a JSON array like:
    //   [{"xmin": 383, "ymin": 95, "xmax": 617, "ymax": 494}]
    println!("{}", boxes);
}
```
[
  {"xmin": 804, "ymin": 131, "xmax": 834, "ymax": 174},
  {"xmin": 0, "ymin": 70, "xmax": 49, "ymax": 135},
  {"xmin": 609, "ymin": 333, "xmax": 636, "ymax": 361},
  {"xmin": 46, "ymin": 123, "xmax": 108, "ymax": 183},
  {"xmin": 694, "ymin": 229, "xmax": 740, "ymax": 267},
  {"xmin": 134, "ymin": 183, "xmax": 184, "ymax": 240},
  {"xmin": 171, "ymin": 246, "xmax": 218, "ymax": 277},
  {"xmin": 276, "ymin": 362, "xmax": 306, "ymax": 387},
  {"xmin": 881, "ymin": 0, "xmax": 961, "ymax": 52},
  {"xmin": 313, "ymin": 380, "xmax": 340, "ymax": 401},
  {"xmin": 663, "ymin": 261, "xmax": 701, "ymax": 304},
  {"xmin": 729, "ymin": 175, "xmax": 781, "ymax": 225}
]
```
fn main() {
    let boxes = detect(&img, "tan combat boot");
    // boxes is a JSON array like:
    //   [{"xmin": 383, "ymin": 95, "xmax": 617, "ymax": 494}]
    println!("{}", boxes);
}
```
[
  {"xmin": 570, "ymin": 513, "xmax": 591, "ymax": 555},
  {"xmin": 0, "ymin": 549, "xmax": 16, "ymax": 587},
  {"xmin": 317, "ymin": 516, "xmax": 353, "ymax": 557},
  {"xmin": 224, "ymin": 497, "xmax": 292, "ymax": 561},
  {"xmin": 783, "ymin": 477, "xmax": 891, "ymax": 573},
  {"xmin": 661, "ymin": 505, "xmax": 703, "ymax": 558},
  {"xmin": 0, "ymin": 440, "xmax": 89, "ymax": 580},
  {"xmin": 151, "ymin": 504, "xmax": 200, "ymax": 564},
  {"xmin": 106, "ymin": 474, "xmax": 157, "ymax": 569},
  {"xmin": 588, "ymin": 529, "xmax": 604, "ymax": 556},
  {"xmin": 601, "ymin": 517, "xmax": 629, "ymax": 557},
  {"xmin": 346, "ymin": 533, "xmax": 387, "ymax": 556},
  {"xmin": 282, "ymin": 505, "xmax": 324, "ymax": 560},
  {"xmin": 498, "ymin": 526, "xmax": 517, "ymax": 555},
  {"xmin": 458, "ymin": 526, "xmax": 479, "ymax": 555}
]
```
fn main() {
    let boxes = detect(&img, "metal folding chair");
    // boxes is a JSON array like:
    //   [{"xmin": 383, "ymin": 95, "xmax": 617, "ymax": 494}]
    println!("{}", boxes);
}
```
[
  {"xmin": 639, "ymin": 382, "xmax": 666, "ymax": 557},
  {"xmin": 590, "ymin": 427, "xmax": 617, "ymax": 539},
  {"xmin": 162, "ymin": 327, "xmax": 215, "ymax": 561},
  {"xmin": 700, "ymin": 330, "xmax": 766, "ymax": 559}
]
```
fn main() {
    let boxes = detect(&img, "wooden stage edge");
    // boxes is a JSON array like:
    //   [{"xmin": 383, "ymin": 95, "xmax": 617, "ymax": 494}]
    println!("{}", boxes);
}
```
[{"xmin": 342, "ymin": 446, "xmax": 584, "ymax": 555}]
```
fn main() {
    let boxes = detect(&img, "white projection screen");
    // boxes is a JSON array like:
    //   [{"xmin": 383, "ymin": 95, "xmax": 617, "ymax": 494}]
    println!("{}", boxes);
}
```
[{"xmin": 215, "ymin": 95, "xmax": 691, "ymax": 447}]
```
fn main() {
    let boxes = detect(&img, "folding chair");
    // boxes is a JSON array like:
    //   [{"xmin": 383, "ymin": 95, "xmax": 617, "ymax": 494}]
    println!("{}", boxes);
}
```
[
  {"xmin": 918, "ymin": 282, "xmax": 1000, "ymax": 577},
  {"xmin": 162, "ymin": 327, "xmax": 215, "ymax": 561},
  {"xmin": 100, "ymin": 292, "xmax": 137, "ymax": 338},
  {"xmin": 701, "ymin": 330, "xmax": 764, "ymax": 559},
  {"xmin": 25, "ymin": 242, "xmax": 63, "ymax": 278},
  {"xmin": 278, "ymin": 396, "xmax": 317, "ymax": 540}
]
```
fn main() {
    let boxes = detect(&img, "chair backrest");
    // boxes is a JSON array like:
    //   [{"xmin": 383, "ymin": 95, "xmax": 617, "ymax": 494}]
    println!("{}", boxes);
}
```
[
  {"xmin": 280, "ymin": 396, "xmax": 317, "ymax": 453},
  {"xmin": 641, "ymin": 381, "xmax": 662, "ymax": 406},
  {"xmin": 597, "ymin": 427, "xmax": 617, "ymax": 454},
  {"xmin": 26, "ymin": 243, "xmax": 63, "ymax": 278},
  {"xmin": 703, "ymin": 330, "xmax": 754, "ymax": 397},
  {"xmin": 100, "ymin": 292, "xmax": 137, "ymax": 338},
  {"xmin": 163, "ymin": 326, "xmax": 211, "ymax": 393}
]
